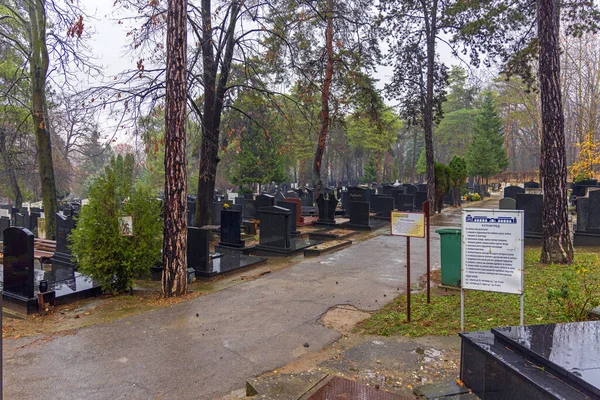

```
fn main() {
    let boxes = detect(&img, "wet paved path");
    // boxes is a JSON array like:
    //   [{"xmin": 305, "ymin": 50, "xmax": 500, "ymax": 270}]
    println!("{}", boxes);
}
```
[{"xmin": 4, "ymin": 198, "xmax": 498, "ymax": 399}]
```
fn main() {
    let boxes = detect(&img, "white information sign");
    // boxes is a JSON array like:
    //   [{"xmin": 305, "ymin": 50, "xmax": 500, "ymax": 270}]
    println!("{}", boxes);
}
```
[{"xmin": 461, "ymin": 209, "xmax": 524, "ymax": 295}]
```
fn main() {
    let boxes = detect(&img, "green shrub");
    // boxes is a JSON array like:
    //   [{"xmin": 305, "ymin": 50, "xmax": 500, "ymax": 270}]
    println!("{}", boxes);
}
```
[{"xmin": 70, "ymin": 155, "xmax": 163, "ymax": 293}]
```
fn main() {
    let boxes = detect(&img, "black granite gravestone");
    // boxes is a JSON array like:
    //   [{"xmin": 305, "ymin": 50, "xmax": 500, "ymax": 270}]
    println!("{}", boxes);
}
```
[
  {"xmin": 414, "ymin": 191, "xmax": 427, "ymax": 211},
  {"xmin": 403, "ymin": 184, "xmax": 418, "ymax": 195},
  {"xmin": 516, "ymin": 193, "xmax": 543, "ymax": 240},
  {"xmin": 340, "ymin": 191, "xmax": 349, "ymax": 213},
  {"xmin": 285, "ymin": 191, "xmax": 299, "ymax": 199},
  {"xmin": 255, "ymin": 194, "xmax": 275, "ymax": 213},
  {"xmin": 347, "ymin": 186, "xmax": 368, "ymax": 202},
  {"xmin": 346, "ymin": 201, "xmax": 370, "ymax": 230},
  {"xmin": 460, "ymin": 321, "xmax": 600, "ymax": 400},
  {"xmin": 212, "ymin": 201, "xmax": 233, "ymax": 225},
  {"xmin": 0, "ymin": 216, "xmax": 10, "ymax": 241},
  {"xmin": 504, "ymin": 186, "xmax": 525, "ymax": 199},
  {"xmin": 304, "ymin": 188, "xmax": 315, "ymax": 207},
  {"xmin": 3, "ymin": 227, "xmax": 35, "ymax": 300},
  {"xmin": 274, "ymin": 190, "xmax": 286, "ymax": 202},
  {"xmin": 51, "ymin": 212, "xmax": 77, "ymax": 270},
  {"xmin": 29, "ymin": 211, "xmax": 40, "ymax": 235},
  {"xmin": 499, "ymin": 197, "xmax": 517, "ymax": 210},
  {"xmin": 381, "ymin": 185, "xmax": 394, "ymax": 197},
  {"xmin": 187, "ymin": 226, "xmax": 215, "ymax": 277},
  {"xmin": 574, "ymin": 189, "xmax": 600, "ymax": 245},
  {"xmin": 255, "ymin": 206, "xmax": 319, "ymax": 256},
  {"xmin": 14, "ymin": 212, "xmax": 26, "ymax": 228},
  {"xmin": 316, "ymin": 194, "xmax": 338, "ymax": 225},
  {"xmin": 242, "ymin": 199, "xmax": 257, "ymax": 220},
  {"xmin": 396, "ymin": 194, "xmax": 415, "ymax": 211},
  {"xmin": 257, "ymin": 206, "xmax": 291, "ymax": 249},
  {"xmin": 219, "ymin": 210, "xmax": 243, "ymax": 248},
  {"xmin": 524, "ymin": 181, "xmax": 540, "ymax": 189},
  {"xmin": 418, "ymin": 184, "xmax": 428, "ymax": 193},
  {"xmin": 376, "ymin": 196, "xmax": 395, "ymax": 220}
]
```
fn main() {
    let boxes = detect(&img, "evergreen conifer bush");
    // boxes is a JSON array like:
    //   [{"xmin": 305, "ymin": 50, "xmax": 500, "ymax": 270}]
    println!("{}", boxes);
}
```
[{"xmin": 70, "ymin": 155, "xmax": 163, "ymax": 293}]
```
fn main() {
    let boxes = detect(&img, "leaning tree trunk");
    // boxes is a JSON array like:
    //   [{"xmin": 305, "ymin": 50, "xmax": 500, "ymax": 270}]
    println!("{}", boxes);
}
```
[
  {"xmin": 0, "ymin": 129, "xmax": 23, "ymax": 208},
  {"xmin": 538, "ymin": 0, "xmax": 573, "ymax": 264},
  {"xmin": 422, "ymin": 0, "xmax": 438, "ymax": 213},
  {"xmin": 313, "ymin": 0, "xmax": 334, "ymax": 198},
  {"xmin": 29, "ymin": 0, "xmax": 57, "ymax": 240},
  {"xmin": 162, "ymin": 0, "xmax": 188, "ymax": 296}
]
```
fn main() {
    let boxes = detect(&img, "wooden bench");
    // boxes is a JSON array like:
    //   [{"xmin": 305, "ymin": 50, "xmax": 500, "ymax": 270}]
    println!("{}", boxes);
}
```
[{"xmin": 34, "ymin": 238, "xmax": 56, "ymax": 261}]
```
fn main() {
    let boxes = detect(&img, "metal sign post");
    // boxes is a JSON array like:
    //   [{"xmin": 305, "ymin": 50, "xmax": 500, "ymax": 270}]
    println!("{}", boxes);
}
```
[
  {"xmin": 391, "ymin": 211, "xmax": 426, "ymax": 322},
  {"xmin": 423, "ymin": 201, "xmax": 431, "ymax": 304},
  {"xmin": 460, "ymin": 209, "xmax": 525, "ymax": 332}
]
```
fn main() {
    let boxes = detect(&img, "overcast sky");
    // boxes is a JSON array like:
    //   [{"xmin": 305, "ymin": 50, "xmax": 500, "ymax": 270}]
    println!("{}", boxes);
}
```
[{"xmin": 79, "ymin": 2, "xmax": 477, "ymax": 144}]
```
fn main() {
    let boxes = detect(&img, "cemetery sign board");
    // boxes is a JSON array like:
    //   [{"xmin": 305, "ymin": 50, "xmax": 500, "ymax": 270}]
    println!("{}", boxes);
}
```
[
  {"xmin": 391, "ymin": 211, "xmax": 425, "ymax": 238},
  {"xmin": 461, "ymin": 209, "xmax": 524, "ymax": 295}
]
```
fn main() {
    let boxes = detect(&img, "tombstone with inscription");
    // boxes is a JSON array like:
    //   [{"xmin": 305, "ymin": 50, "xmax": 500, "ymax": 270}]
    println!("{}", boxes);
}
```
[
  {"xmin": 347, "ymin": 186, "xmax": 368, "ymax": 202},
  {"xmin": 516, "ymin": 193, "xmax": 543, "ymax": 242},
  {"xmin": 503, "ymin": 185, "xmax": 525, "ymax": 200},
  {"xmin": 316, "ymin": 194, "xmax": 338, "ymax": 226},
  {"xmin": 3, "ymin": 227, "xmax": 36, "ymax": 313},
  {"xmin": 499, "ymin": 197, "xmax": 517, "ymax": 210}
]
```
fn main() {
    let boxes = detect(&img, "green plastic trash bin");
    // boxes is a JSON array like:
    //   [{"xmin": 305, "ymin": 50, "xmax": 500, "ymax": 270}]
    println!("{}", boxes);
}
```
[{"xmin": 436, "ymin": 228, "xmax": 462, "ymax": 288}]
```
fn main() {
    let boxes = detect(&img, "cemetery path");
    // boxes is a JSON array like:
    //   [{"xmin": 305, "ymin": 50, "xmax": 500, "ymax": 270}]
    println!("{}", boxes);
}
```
[{"xmin": 4, "ymin": 227, "xmax": 441, "ymax": 400}]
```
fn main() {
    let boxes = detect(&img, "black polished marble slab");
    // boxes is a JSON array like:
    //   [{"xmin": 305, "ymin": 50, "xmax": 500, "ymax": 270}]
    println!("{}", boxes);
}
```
[
  {"xmin": 492, "ymin": 322, "xmax": 600, "ymax": 398},
  {"xmin": 460, "ymin": 324, "xmax": 597, "ymax": 400}
]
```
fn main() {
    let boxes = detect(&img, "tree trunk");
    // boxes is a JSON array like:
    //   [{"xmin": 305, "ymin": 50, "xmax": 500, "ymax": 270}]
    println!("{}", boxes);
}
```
[
  {"xmin": 29, "ymin": 0, "xmax": 57, "ymax": 240},
  {"xmin": 423, "ymin": 0, "xmax": 437, "ymax": 213},
  {"xmin": 0, "ymin": 129, "xmax": 22, "ymax": 208},
  {"xmin": 162, "ymin": 0, "xmax": 189, "ymax": 296},
  {"xmin": 538, "ymin": 0, "xmax": 573, "ymax": 264},
  {"xmin": 313, "ymin": 0, "xmax": 334, "ymax": 197},
  {"xmin": 194, "ymin": 0, "xmax": 239, "ymax": 228}
]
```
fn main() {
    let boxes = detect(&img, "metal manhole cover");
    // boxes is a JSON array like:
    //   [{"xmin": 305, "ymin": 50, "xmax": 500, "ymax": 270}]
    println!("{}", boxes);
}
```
[{"xmin": 308, "ymin": 377, "xmax": 409, "ymax": 400}]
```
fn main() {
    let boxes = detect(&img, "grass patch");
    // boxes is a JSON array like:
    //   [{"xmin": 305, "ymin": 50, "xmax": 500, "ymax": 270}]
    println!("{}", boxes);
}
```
[{"xmin": 359, "ymin": 248, "xmax": 600, "ymax": 337}]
